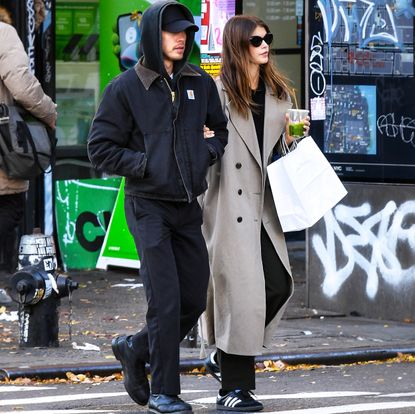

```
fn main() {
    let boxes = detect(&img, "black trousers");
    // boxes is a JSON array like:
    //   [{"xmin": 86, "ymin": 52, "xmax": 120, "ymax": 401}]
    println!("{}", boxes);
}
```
[
  {"xmin": 124, "ymin": 196, "xmax": 210, "ymax": 395},
  {"xmin": 0, "ymin": 193, "xmax": 25, "ymax": 271},
  {"xmin": 218, "ymin": 225, "xmax": 291, "ymax": 391}
]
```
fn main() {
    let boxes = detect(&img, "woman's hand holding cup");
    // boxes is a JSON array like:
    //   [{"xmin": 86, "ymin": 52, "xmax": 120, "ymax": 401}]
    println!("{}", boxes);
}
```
[{"xmin": 285, "ymin": 109, "xmax": 310, "ymax": 145}]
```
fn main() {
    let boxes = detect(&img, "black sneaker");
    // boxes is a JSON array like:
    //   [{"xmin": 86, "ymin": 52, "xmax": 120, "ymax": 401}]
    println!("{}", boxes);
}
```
[
  {"xmin": 111, "ymin": 335, "xmax": 149, "ymax": 405},
  {"xmin": 204, "ymin": 350, "xmax": 221, "ymax": 382},
  {"xmin": 216, "ymin": 389, "xmax": 263, "ymax": 412},
  {"xmin": 148, "ymin": 393, "xmax": 193, "ymax": 413}
]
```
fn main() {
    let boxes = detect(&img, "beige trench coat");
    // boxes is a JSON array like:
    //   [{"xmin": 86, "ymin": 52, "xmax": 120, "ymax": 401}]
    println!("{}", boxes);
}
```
[
  {"xmin": 200, "ymin": 79, "xmax": 294, "ymax": 356},
  {"xmin": 0, "ymin": 22, "xmax": 56, "ymax": 195}
]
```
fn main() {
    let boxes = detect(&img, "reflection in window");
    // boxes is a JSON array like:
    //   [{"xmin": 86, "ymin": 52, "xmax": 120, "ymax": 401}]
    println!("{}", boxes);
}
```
[{"xmin": 56, "ymin": 1, "xmax": 99, "ymax": 146}]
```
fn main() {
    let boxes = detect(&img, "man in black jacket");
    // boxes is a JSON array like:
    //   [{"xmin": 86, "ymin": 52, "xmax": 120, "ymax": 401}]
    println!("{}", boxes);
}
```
[{"xmin": 87, "ymin": 1, "xmax": 228, "ymax": 412}]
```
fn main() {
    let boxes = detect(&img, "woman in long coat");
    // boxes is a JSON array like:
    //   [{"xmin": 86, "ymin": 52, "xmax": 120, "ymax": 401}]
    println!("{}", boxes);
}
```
[
  {"xmin": 201, "ymin": 15, "xmax": 309, "ymax": 412},
  {"xmin": 0, "ymin": 9, "xmax": 56, "ymax": 276}
]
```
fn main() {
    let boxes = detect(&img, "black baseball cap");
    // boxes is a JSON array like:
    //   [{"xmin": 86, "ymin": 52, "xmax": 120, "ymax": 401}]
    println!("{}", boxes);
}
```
[{"xmin": 162, "ymin": 5, "xmax": 199, "ymax": 33}]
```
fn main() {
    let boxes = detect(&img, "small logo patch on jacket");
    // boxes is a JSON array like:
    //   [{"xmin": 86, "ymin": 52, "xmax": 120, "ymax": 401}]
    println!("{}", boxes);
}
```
[{"xmin": 187, "ymin": 90, "xmax": 195, "ymax": 100}]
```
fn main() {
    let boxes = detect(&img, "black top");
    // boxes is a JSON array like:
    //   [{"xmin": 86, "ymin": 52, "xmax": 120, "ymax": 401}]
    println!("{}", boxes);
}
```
[{"xmin": 251, "ymin": 77, "xmax": 266, "ymax": 158}]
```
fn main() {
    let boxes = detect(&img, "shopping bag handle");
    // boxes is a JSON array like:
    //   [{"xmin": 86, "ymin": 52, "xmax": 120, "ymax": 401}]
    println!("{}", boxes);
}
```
[{"xmin": 280, "ymin": 133, "xmax": 299, "ymax": 157}]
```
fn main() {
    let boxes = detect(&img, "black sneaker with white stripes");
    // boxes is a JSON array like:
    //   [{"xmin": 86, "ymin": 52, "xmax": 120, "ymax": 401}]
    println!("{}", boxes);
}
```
[
  {"xmin": 204, "ymin": 350, "xmax": 222, "ymax": 382},
  {"xmin": 216, "ymin": 389, "xmax": 263, "ymax": 412}
]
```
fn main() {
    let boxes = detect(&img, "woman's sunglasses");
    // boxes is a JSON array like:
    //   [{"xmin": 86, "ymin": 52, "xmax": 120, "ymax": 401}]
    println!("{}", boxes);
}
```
[{"xmin": 249, "ymin": 33, "xmax": 273, "ymax": 47}]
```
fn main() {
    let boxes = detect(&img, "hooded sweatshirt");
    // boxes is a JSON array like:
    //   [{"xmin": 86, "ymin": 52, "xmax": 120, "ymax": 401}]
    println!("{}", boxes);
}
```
[
  {"xmin": 140, "ymin": 1, "xmax": 196, "ymax": 86},
  {"xmin": 87, "ymin": 0, "xmax": 228, "ymax": 202}
]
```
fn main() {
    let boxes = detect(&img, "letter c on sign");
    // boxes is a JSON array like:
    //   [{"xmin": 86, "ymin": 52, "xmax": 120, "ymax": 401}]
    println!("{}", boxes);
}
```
[{"xmin": 75, "ymin": 211, "xmax": 111, "ymax": 252}]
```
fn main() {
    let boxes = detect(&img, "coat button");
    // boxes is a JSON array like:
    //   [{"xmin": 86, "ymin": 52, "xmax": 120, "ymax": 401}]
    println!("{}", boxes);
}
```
[
  {"xmin": 236, "ymin": 162, "xmax": 242, "ymax": 169},
  {"xmin": 238, "ymin": 189, "xmax": 242, "ymax": 195},
  {"xmin": 237, "ymin": 217, "xmax": 243, "ymax": 223}
]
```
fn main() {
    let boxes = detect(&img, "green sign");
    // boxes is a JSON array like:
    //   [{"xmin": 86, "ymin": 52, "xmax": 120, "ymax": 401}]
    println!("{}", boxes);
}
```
[
  {"xmin": 56, "ymin": 10, "xmax": 72, "ymax": 36},
  {"xmin": 96, "ymin": 178, "xmax": 140, "ymax": 270},
  {"xmin": 99, "ymin": 0, "xmax": 150, "ymax": 91},
  {"xmin": 99, "ymin": 0, "xmax": 201, "ymax": 92},
  {"xmin": 74, "ymin": 10, "xmax": 96, "ymax": 34},
  {"xmin": 56, "ymin": 2, "xmax": 99, "ymax": 61},
  {"xmin": 55, "ymin": 178, "xmax": 121, "ymax": 271}
]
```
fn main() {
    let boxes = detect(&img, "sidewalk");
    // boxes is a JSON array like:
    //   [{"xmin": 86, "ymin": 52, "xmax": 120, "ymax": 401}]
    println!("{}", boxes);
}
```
[{"xmin": 1, "ymin": 243, "xmax": 414, "ymax": 380}]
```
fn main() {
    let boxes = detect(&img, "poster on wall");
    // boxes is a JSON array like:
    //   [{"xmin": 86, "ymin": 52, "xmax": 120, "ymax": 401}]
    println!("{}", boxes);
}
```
[
  {"xmin": 307, "ymin": 1, "xmax": 415, "ymax": 182},
  {"xmin": 200, "ymin": 0, "xmax": 236, "ymax": 77},
  {"xmin": 100, "ymin": 0, "xmax": 201, "ymax": 91}
]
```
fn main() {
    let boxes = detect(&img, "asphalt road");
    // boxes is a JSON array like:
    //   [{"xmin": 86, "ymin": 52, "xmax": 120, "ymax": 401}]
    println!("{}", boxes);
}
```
[{"xmin": 1, "ymin": 361, "xmax": 414, "ymax": 413}]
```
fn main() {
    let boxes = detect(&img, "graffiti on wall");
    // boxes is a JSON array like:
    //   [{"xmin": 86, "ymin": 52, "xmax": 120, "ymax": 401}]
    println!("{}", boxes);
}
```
[
  {"xmin": 309, "ymin": 31, "xmax": 326, "ymax": 97},
  {"xmin": 377, "ymin": 113, "xmax": 415, "ymax": 147},
  {"xmin": 312, "ymin": 200, "xmax": 415, "ymax": 300},
  {"xmin": 317, "ymin": 0, "xmax": 415, "ymax": 48},
  {"xmin": 309, "ymin": 0, "xmax": 415, "ymax": 92}
]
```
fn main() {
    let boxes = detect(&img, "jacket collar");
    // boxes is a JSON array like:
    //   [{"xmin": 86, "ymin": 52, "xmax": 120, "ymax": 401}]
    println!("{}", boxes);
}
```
[{"xmin": 134, "ymin": 58, "xmax": 201, "ymax": 90}]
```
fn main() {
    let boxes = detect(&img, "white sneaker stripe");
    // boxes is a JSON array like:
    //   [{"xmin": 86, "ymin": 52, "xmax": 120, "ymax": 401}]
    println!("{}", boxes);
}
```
[
  {"xmin": 217, "ymin": 391, "xmax": 263, "ymax": 410},
  {"xmin": 224, "ymin": 396, "xmax": 233, "ymax": 406},
  {"xmin": 249, "ymin": 391, "xmax": 258, "ymax": 400},
  {"xmin": 230, "ymin": 397, "xmax": 241, "ymax": 407}
]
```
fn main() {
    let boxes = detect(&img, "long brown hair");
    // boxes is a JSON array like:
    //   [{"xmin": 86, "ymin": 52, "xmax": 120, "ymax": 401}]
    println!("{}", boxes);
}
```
[
  {"xmin": 0, "ymin": 6, "xmax": 12, "ymax": 25},
  {"xmin": 220, "ymin": 15, "xmax": 291, "ymax": 118}
]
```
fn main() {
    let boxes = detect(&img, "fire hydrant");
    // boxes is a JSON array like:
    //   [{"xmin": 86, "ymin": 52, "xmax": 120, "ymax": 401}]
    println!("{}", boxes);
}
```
[{"xmin": 8, "ymin": 230, "xmax": 78, "ymax": 347}]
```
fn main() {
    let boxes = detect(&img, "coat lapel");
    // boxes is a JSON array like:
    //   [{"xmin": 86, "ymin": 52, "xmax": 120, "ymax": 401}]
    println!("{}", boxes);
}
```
[
  {"xmin": 263, "ymin": 88, "xmax": 292, "ymax": 170},
  {"xmin": 223, "ymin": 84, "xmax": 292, "ymax": 171},
  {"xmin": 227, "ymin": 101, "xmax": 262, "ymax": 168}
]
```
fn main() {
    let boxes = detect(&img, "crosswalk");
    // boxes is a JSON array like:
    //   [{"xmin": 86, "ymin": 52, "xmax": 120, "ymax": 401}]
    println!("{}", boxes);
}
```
[
  {"xmin": 1, "ymin": 385, "xmax": 415, "ymax": 413},
  {"xmin": 190, "ymin": 391, "xmax": 415, "ymax": 413},
  {"xmin": 190, "ymin": 391, "xmax": 380, "ymax": 403},
  {"xmin": 264, "ymin": 402, "xmax": 415, "ymax": 414},
  {"xmin": 0, "ymin": 411, "xmax": 115, "ymax": 414},
  {"xmin": 0, "ymin": 391, "xmax": 126, "ymax": 406}
]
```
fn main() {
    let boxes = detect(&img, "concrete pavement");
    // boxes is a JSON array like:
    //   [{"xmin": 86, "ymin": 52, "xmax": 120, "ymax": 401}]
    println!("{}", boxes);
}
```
[{"xmin": 1, "ymin": 243, "xmax": 414, "ymax": 380}]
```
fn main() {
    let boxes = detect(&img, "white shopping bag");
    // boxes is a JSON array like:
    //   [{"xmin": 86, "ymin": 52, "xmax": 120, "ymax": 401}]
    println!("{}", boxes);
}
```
[{"xmin": 267, "ymin": 136, "xmax": 347, "ymax": 232}]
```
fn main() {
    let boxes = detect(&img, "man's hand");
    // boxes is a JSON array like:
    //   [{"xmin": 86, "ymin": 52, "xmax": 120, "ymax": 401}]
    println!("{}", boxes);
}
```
[{"xmin": 204, "ymin": 125, "xmax": 215, "ymax": 139}]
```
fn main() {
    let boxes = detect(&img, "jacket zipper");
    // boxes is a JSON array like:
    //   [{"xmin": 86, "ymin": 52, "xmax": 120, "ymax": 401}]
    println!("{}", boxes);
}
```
[
  {"xmin": 163, "ymin": 77, "xmax": 176, "ymax": 103},
  {"xmin": 163, "ymin": 77, "xmax": 191, "ymax": 202}
]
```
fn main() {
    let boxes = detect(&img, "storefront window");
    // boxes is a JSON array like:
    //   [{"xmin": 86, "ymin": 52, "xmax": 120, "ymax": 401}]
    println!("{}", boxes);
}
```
[
  {"xmin": 55, "ymin": 0, "xmax": 99, "ymax": 146},
  {"xmin": 243, "ymin": 0, "xmax": 302, "ymax": 49}
]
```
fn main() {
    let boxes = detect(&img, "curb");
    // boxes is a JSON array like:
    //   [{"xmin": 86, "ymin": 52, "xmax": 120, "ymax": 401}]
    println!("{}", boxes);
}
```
[{"xmin": 1, "ymin": 346, "xmax": 415, "ymax": 381}]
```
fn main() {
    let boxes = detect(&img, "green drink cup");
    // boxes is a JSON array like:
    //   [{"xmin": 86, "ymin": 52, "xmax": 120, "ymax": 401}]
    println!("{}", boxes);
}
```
[
  {"xmin": 289, "ymin": 122, "xmax": 304, "ymax": 137},
  {"xmin": 288, "ymin": 109, "xmax": 309, "ymax": 139}
]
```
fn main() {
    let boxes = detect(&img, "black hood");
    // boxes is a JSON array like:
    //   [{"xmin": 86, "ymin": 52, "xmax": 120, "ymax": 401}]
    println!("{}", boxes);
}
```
[{"xmin": 139, "ymin": 0, "xmax": 196, "ymax": 81}]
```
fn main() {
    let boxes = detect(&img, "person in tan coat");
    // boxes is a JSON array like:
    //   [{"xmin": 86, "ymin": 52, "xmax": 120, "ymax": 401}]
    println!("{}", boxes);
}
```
[
  {"xmin": 201, "ymin": 15, "xmax": 309, "ymax": 411},
  {"xmin": 0, "ymin": 7, "xmax": 56, "ymax": 280}
]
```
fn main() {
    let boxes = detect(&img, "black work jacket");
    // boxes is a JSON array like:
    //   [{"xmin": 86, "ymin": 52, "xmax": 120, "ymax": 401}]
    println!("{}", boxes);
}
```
[{"xmin": 87, "ymin": 61, "xmax": 228, "ymax": 202}]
